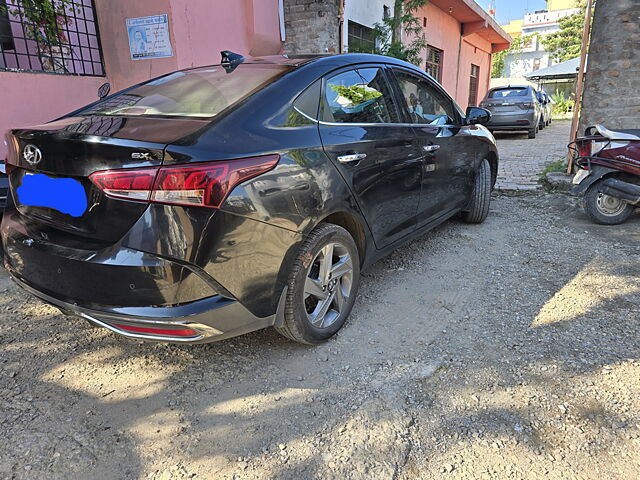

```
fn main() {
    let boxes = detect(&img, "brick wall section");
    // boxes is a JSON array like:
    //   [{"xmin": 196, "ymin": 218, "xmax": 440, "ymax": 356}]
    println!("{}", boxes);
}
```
[
  {"xmin": 579, "ymin": 0, "xmax": 640, "ymax": 131},
  {"xmin": 283, "ymin": 0, "xmax": 341, "ymax": 55}
]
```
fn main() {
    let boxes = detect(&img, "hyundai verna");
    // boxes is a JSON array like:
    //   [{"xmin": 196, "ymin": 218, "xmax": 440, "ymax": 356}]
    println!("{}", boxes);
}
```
[
  {"xmin": 2, "ymin": 53, "xmax": 498, "ymax": 345},
  {"xmin": 481, "ymin": 85, "xmax": 542, "ymax": 139}
]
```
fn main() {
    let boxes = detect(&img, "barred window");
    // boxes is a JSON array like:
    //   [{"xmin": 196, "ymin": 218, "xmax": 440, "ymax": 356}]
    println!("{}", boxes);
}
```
[
  {"xmin": 468, "ymin": 64, "xmax": 480, "ymax": 107},
  {"xmin": 425, "ymin": 45, "xmax": 443, "ymax": 83},
  {"xmin": 0, "ymin": 0, "xmax": 104, "ymax": 76},
  {"xmin": 348, "ymin": 21, "xmax": 375, "ymax": 54}
]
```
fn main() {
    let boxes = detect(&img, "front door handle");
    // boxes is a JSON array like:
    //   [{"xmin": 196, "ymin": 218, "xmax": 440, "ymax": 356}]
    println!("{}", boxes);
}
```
[
  {"xmin": 423, "ymin": 144, "xmax": 441, "ymax": 153},
  {"xmin": 337, "ymin": 153, "xmax": 367, "ymax": 163}
]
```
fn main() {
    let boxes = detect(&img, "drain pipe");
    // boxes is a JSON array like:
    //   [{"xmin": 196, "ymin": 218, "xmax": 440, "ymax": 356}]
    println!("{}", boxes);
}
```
[{"xmin": 338, "ymin": 0, "xmax": 345, "ymax": 53}]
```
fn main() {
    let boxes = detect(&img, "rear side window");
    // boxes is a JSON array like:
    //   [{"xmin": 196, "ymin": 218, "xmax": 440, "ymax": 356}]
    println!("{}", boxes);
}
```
[
  {"xmin": 78, "ymin": 64, "xmax": 290, "ymax": 118},
  {"xmin": 322, "ymin": 68, "xmax": 400, "ymax": 124},
  {"xmin": 489, "ymin": 88, "xmax": 529, "ymax": 99},
  {"xmin": 282, "ymin": 80, "xmax": 321, "ymax": 127}
]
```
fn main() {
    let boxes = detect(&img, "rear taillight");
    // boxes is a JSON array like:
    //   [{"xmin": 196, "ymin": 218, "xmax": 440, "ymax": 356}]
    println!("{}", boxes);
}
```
[
  {"xmin": 577, "ymin": 139, "xmax": 592, "ymax": 158},
  {"xmin": 89, "ymin": 155, "xmax": 279, "ymax": 208},
  {"xmin": 518, "ymin": 103, "xmax": 533, "ymax": 110},
  {"xmin": 89, "ymin": 168, "xmax": 158, "ymax": 201}
]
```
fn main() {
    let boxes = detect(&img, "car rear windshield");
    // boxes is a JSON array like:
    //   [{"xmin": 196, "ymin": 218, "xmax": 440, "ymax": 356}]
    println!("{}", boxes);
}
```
[
  {"xmin": 489, "ymin": 88, "xmax": 530, "ymax": 99},
  {"xmin": 78, "ymin": 64, "xmax": 291, "ymax": 118}
]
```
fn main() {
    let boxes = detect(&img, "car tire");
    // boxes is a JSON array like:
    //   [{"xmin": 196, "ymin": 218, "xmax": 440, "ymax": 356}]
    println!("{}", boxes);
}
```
[
  {"xmin": 276, "ymin": 223, "xmax": 360, "ymax": 345},
  {"xmin": 528, "ymin": 125, "xmax": 537, "ymax": 139},
  {"xmin": 583, "ymin": 180, "xmax": 635, "ymax": 225},
  {"xmin": 462, "ymin": 158, "xmax": 491, "ymax": 224}
]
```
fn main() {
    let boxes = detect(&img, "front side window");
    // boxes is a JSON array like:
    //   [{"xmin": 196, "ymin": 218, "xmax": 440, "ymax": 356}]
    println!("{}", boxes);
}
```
[
  {"xmin": 322, "ymin": 68, "xmax": 400, "ymax": 124},
  {"xmin": 393, "ymin": 70, "xmax": 457, "ymax": 125},
  {"xmin": 79, "ymin": 64, "xmax": 290, "ymax": 118}
]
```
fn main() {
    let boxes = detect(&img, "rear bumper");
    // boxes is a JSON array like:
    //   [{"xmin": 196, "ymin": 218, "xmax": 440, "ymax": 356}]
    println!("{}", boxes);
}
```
[
  {"xmin": 486, "ymin": 111, "xmax": 536, "ymax": 130},
  {"xmin": 1, "ymin": 208, "xmax": 281, "ymax": 343},
  {"xmin": 6, "ymin": 261, "xmax": 277, "ymax": 343}
]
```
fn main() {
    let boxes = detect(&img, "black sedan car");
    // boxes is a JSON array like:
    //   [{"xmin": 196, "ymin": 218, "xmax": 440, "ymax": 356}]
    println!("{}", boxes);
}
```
[{"xmin": 2, "ymin": 53, "xmax": 497, "ymax": 345}]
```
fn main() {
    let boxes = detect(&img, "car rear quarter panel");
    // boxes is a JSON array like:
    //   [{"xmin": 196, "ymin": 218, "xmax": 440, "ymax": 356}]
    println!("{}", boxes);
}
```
[{"xmin": 122, "ymin": 62, "xmax": 371, "ymax": 317}]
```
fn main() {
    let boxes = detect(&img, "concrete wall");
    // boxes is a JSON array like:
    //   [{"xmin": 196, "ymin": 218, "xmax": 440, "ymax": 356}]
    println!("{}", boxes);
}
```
[
  {"xmin": 579, "ymin": 0, "xmax": 640, "ymax": 131},
  {"xmin": 283, "ymin": 0, "xmax": 341, "ymax": 55},
  {"xmin": 0, "ymin": 0, "xmax": 283, "ymax": 159}
]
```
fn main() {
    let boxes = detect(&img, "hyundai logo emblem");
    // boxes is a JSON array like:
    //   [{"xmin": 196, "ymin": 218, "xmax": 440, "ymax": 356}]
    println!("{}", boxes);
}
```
[{"xmin": 23, "ymin": 144, "xmax": 42, "ymax": 165}]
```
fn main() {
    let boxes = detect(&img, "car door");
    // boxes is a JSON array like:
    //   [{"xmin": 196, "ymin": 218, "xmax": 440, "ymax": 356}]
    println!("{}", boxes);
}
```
[
  {"xmin": 318, "ymin": 66, "xmax": 423, "ymax": 248},
  {"xmin": 389, "ymin": 68, "xmax": 474, "ymax": 226}
]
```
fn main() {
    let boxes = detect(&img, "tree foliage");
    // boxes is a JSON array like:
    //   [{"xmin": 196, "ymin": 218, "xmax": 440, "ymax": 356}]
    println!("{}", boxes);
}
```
[
  {"xmin": 0, "ymin": 0, "xmax": 76, "ymax": 45},
  {"xmin": 349, "ymin": 0, "xmax": 428, "ymax": 67},
  {"xmin": 542, "ymin": 0, "xmax": 590, "ymax": 62}
]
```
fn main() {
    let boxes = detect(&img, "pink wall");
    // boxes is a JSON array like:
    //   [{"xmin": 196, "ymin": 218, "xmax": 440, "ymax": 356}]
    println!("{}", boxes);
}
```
[
  {"xmin": 458, "ymin": 35, "xmax": 492, "ymax": 107},
  {"xmin": 0, "ymin": 0, "xmax": 283, "ymax": 159},
  {"xmin": 422, "ymin": 3, "xmax": 462, "ymax": 99},
  {"xmin": 414, "ymin": 2, "xmax": 499, "ymax": 110},
  {"xmin": 0, "ymin": 72, "xmax": 105, "ymax": 156},
  {"xmin": 95, "ymin": 0, "xmax": 178, "ymax": 92}
]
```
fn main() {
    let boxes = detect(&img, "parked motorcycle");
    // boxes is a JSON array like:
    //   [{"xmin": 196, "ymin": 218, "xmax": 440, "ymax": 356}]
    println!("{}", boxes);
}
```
[{"xmin": 571, "ymin": 124, "xmax": 640, "ymax": 225}]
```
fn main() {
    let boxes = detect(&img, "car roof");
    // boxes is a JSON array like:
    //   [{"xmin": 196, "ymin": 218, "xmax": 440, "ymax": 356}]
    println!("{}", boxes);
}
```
[
  {"xmin": 182, "ymin": 53, "xmax": 423, "ymax": 73},
  {"xmin": 246, "ymin": 53, "xmax": 419, "ymax": 67},
  {"xmin": 490, "ymin": 85, "xmax": 532, "ymax": 90}
]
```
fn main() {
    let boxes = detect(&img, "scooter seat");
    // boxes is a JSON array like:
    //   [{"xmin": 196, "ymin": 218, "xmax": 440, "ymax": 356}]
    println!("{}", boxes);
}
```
[{"xmin": 592, "ymin": 124, "xmax": 640, "ymax": 141}]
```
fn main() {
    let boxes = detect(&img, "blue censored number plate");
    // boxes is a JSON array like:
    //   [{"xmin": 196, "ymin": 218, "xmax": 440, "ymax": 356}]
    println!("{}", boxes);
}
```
[{"xmin": 17, "ymin": 173, "xmax": 88, "ymax": 217}]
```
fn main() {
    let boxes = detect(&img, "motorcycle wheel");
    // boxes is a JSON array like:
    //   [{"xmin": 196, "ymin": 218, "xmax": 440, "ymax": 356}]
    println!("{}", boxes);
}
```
[{"xmin": 583, "ymin": 180, "xmax": 635, "ymax": 225}]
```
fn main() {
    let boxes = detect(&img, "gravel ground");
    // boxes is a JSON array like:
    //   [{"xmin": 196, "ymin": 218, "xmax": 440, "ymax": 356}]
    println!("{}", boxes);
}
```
[{"xmin": 1, "ymin": 192, "xmax": 639, "ymax": 480}]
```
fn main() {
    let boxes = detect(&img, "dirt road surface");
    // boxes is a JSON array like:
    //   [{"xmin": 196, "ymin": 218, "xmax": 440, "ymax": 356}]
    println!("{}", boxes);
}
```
[{"xmin": 1, "ymin": 191, "xmax": 639, "ymax": 480}]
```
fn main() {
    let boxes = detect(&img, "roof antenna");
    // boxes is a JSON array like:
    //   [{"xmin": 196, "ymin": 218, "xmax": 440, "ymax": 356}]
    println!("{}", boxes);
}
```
[{"xmin": 221, "ymin": 50, "xmax": 244, "ymax": 74}]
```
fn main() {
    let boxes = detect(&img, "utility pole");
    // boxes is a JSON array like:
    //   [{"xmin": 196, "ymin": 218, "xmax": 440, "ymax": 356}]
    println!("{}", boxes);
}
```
[{"xmin": 567, "ymin": 0, "xmax": 594, "ymax": 174}]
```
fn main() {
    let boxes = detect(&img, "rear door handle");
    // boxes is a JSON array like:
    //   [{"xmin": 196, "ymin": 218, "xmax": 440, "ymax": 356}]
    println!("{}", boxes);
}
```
[
  {"xmin": 423, "ymin": 145, "xmax": 441, "ymax": 153},
  {"xmin": 337, "ymin": 153, "xmax": 367, "ymax": 163}
]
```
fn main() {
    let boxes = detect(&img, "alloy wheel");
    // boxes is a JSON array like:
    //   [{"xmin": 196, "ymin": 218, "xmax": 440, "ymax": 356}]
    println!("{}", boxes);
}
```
[{"xmin": 303, "ymin": 242, "xmax": 353, "ymax": 328}]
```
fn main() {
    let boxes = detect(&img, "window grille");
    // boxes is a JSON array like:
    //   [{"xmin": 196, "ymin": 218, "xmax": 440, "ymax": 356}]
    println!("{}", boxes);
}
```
[
  {"xmin": 0, "ymin": 0, "xmax": 104, "ymax": 76},
  {"xmin": 425, "ymin": 45, "xmax": 443, "ymax": 83},
  {"xmin": 348, "ymin": 21, "xmax": 375, "ymax": 54},
  {"xmin": 468, "ymin": 64, "xmax": 480, "ymax": 107}
]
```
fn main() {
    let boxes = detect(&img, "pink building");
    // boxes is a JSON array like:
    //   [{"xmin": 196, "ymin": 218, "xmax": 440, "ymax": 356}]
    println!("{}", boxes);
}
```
[
  {"xmin": 411, "ymin": 0, "xmax": 511, "ymax": 109},
  {"xmin": 0, "ymin": 0, "xmax": 284, "ymax": 159}
]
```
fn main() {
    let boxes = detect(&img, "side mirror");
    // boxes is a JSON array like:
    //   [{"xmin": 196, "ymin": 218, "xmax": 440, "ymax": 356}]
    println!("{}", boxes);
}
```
[
  {"xmin": 98, "ymin": 82, "xmax": 111, "ymax": 99},
  {"xmin": 465, "ymin": 106, "xmax": 491, "ymax": 126}
]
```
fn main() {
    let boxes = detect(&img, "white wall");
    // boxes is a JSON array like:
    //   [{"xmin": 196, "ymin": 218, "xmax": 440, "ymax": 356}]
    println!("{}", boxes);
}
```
[
  {"xmin": 506, "ymin": 51, "xmax": 552, "ymax": 78},
  {"xmin": 343, "ymin": 0, "xmax": 390, "ymax": 51},
  {"xmin": 504, "ymin": 7, "xmax": 579, "ymax": 78}
]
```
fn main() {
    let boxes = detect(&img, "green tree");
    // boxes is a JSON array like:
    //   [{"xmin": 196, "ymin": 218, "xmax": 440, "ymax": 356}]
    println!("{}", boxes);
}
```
[
  {"xmin": 0, "ymin": 0, "xmax": 76, "ymax": 45},
  {"xmin": 349, "ymin": 0, "xmax": 428, "ymax": 67},
  {"xmin": 541, "ymin": 1, "xmax": 590, "ymax": 62}
]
